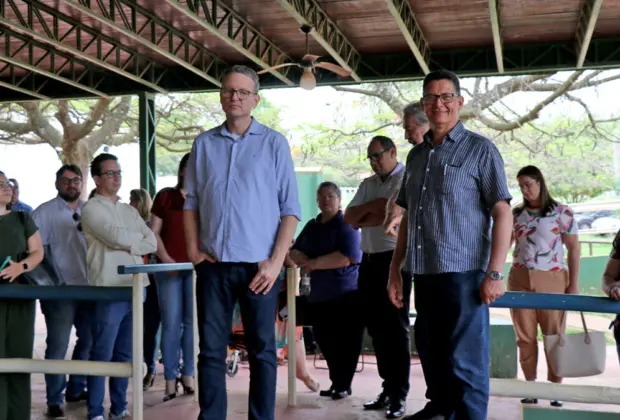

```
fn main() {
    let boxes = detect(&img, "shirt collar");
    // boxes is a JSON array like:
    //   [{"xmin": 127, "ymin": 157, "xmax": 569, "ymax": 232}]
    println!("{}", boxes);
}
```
[
  {"xmin": 218, "ymin": 117, "xmax": 266, "ymax": 139},
  {"xmin": 423, "ymin": 120, "xmax": 466, "ymax": 145},
  {"xmin": 54, "ymin": 195, "xmax": 84, "ymax": 212},
  {"xmin": 316, "ymin": 210, "xmax": 343, "ymax": 225}
]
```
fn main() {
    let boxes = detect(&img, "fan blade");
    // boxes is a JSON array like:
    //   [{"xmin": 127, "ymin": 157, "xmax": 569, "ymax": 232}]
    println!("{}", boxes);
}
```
[
  {"xmin": 302, "ymin": 54, "xmax": 321, "ymax": 62},
  {"xmin": 257, "ymin": 63, "xmax": 298, "ymax": 74},
  {"xmin": 315, "ymin": 62, "xmax": 352, "ymax": 78}
]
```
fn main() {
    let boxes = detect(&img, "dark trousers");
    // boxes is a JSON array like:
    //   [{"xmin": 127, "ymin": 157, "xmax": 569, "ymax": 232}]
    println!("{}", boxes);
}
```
[
  {"xmin": 143, "ymin": 276, "xmax": 161, "ymax": 374},
  {"xmin": 195, "ymin": 262, "xmax": 281, "ymax": 420},
  {"xmin": 0, "ymin": 299, "xmax": 35, "ymax": 420},
  {"xmin": 614, "ymin": 317, "xmax": 620, "ymax": 364},
  {"xmin": 358, "ymin": 251, "xmax": 412, "ymax": 400},
  {"xmin": 414, "ymin": 270, "xmax": 490, "ymax": 420},
  {"xmin": 311, "ymin": 290, "xmax": 364, "ymax": 391}
]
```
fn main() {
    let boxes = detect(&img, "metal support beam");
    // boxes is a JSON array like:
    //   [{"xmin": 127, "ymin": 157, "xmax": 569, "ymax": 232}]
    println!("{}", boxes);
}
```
[
  {"xmin": 0, "ymin": 61, "xmax": 50, "ymax": 100},
  {"xmin": 276, "ymin": 0, "xmax": 362, "ymax": 81},
  {"xmin": 576, "ymin": 0, "xmax": 604, "ymax": 68},
  {"xmin": 165, "ymin": 0, "xmax": 295, "ymax": 86},
  {"xmin": 0, "ymin": 28, "xmax": 109, "ymax": 98},
  {"xmin": 385, "ymin": 0, "xmax": 430, "ymax": 75},
  {"xmin": 139, "ymin": 92, "xmax": 157, "ymax": 197},
  {"xmin": 488, "ymin": 0, "xmax": 504, "ymax": 73},
  {"xmin": 64, "ymin": 0, "xmax": 226, "ymax": 88},
  {"xmin": 0, "ymin": 0, "xmax": 169, "ymax": 93}
]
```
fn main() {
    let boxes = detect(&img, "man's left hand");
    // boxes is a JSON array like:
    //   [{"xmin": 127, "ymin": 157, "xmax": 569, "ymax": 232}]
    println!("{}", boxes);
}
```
[
  {"xmin": 480, "ymin": 276, "xmax": 505, "ymax": 305},
  {"xmin": 249, "ymin": 258, "xmax": 283, "ymax": 295}
]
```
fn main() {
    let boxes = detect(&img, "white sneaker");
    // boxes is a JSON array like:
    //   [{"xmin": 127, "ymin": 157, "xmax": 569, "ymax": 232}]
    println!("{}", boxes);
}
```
[
  {"xmin": 91, "ymin": 417, "xmax": 105, "ymax": 420},
  {"xmin": 109, "ymin": 411, "xmax": 130, "ymax": 420}
]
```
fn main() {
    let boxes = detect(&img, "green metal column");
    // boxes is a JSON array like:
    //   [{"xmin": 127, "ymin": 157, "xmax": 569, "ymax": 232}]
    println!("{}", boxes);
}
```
[{"xmin": 139, "ymin": 92, "xmax": 156, "ymax": 197}]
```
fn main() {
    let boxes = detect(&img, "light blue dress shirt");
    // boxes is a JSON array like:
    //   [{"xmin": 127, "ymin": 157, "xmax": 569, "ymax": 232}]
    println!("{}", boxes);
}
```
[
  {"xmin": 32, "ymin": 196, "xmax": 89, "ymax": 286},
  {"xmin": 184, "ymin": 118, "xmax": 301, "ymax": 263}
]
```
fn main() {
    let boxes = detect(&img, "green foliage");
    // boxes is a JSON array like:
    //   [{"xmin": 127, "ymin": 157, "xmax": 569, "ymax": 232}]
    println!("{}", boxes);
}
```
[{"xmin": 491, "ymin": 119, "xmax": 614, "ymax": 203}]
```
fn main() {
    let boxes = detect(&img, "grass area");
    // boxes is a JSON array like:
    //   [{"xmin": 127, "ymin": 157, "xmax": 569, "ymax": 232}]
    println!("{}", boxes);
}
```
[{"xmin": 537, "ymin": 327, "xmax": 616, "ymax": 345}]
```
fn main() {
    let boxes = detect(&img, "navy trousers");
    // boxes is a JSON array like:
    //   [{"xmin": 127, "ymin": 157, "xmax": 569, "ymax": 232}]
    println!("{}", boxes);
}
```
[
  {"xmin": 195, "ymin": 262, "xmax": 281, "ymax": 420},
  {"xmin": 413, "ymin": 270, "xmax": 490, "ymax": 420}
]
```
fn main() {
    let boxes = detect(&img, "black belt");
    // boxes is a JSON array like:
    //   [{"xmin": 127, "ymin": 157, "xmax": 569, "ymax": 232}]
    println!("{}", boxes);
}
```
[{"xmin": 363, "ymin": 250, "xmax": 394, "ymax": 261}]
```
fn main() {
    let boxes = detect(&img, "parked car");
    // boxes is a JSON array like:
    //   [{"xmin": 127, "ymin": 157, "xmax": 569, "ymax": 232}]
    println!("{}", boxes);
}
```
[{"xmin": 575, "ymin": 210, "xmax": 615, "ymax": 230}]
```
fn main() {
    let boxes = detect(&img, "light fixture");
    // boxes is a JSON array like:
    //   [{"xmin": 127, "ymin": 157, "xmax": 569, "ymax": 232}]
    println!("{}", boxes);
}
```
[{"xmin": 299, "ymin": 70, "xmax": 316, "ymax": 90}]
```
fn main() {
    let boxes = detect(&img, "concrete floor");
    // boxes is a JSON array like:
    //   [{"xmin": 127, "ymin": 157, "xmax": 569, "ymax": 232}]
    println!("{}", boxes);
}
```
[{"xmin": 28, "ymin": 303, "xmax": 620, "ymax": 420}]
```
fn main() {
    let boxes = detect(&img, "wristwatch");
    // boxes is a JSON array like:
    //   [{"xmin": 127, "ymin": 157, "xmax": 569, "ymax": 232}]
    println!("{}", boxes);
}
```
[
  {"xmin": 486, "ymin": 270, "xmax": 503, "ymax": 281},
  {"xmin": 22, "ymin": 262, "xmax": 28, "ymax": 271}
]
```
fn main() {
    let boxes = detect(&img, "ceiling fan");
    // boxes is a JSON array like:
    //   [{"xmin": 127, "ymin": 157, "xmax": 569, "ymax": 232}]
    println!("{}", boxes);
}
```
[{"xmin": 257, "ymin": 25, "xmax": 352, "ymax": 90}]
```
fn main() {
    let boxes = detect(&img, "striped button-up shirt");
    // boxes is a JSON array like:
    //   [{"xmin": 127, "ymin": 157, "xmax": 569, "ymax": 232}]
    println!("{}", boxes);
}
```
[{"xmin": 396, "ymin": 121, "xmax": 512, "ymax": 275}]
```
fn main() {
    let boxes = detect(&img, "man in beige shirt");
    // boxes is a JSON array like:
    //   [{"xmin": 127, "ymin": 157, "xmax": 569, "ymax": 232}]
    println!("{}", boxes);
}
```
[{"xmin": 81, "ymin": 153, "xmax": 156, "ymax": 420}]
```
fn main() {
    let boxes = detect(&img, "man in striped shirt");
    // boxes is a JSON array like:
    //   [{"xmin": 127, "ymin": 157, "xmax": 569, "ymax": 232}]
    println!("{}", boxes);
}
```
[{"xmin": 388, "ymin": 70, "xmax": 513, "ymax": 420}]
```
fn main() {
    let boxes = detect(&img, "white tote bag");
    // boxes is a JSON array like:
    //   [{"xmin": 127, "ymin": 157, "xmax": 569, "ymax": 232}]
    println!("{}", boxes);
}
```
[{"xmin": 543, "ymin": 312, "xmax": 606, "ymax": 378}]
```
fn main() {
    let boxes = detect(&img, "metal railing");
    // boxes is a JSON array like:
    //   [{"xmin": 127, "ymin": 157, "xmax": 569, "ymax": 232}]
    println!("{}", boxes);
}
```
[
  {"xmin": 6, "ymin": 263, "xmax": 618, "ymax": 416},
  {"xmin": 0, "ymin": 283, "xmax": 144, "ymax": 419},
  {"xmin": 118, "ymin": 263, "xmax": 620, "ymax": 409}
]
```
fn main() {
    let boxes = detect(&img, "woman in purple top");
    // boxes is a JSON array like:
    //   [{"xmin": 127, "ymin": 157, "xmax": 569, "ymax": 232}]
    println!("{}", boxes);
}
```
[{"xmin": 289, "ymin": 181, "xmax": 364, "ymax": 400}]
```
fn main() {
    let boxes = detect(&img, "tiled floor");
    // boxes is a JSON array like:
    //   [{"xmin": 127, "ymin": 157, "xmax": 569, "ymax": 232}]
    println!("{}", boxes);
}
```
[{"xmin": 28, "ymin": 303, "xmax": 620, "ymax": 419}]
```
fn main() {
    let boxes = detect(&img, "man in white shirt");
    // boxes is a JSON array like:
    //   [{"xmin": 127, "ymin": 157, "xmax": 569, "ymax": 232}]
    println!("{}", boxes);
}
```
[
  {"xmin": 81, "ymin": 153, "xmax": 156, "ymax": 420},
  {"xmin": 32, "ymin": 164, "xmax": 91, "ymax": 420}
]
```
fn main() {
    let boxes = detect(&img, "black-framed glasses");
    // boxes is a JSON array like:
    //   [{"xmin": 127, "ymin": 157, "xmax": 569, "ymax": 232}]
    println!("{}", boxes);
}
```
[
  {"xmin": 101, "ymin": 170, "xmax": 122, "ymax": 179},
  {"xmin": 422, "ymin": 93, "xmax": 459, "ymax": 104},
  {"xmin": 367, "ymin": 149, "xmax": 389, "ymax": 162},
  {"xmin": 73, "ymin": 212, "xmax": 83, "ymax": 232},
  {"xmin": 0, "ymin": 181, "xmax": 12, "ymax": 190},
  {"xmin": 220, "ymin": 88, "xmax": 255, "ymax": 100},
  {"xmin": 59, "ymin": 177, "xmax": 83, "ymax": 186}
]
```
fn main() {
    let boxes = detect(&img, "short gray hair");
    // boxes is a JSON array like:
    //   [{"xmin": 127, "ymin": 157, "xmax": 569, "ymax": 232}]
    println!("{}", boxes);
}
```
[
  {"xmin": 402, "ymin": 102, "xmax": 428, "ymax": 125},
  {"xmin": 221, "ymin": 65, "xmax": 260, "ymax": 93}
]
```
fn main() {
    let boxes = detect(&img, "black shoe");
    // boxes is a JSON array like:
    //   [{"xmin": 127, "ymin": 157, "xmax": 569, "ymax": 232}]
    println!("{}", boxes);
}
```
[
  {"xmin": 550, "ymin": 400, "xmax": 563, "ymax": 407},
  {"xmin": 386, "ymin": 399, "xmax": 406, "ymax": 418},
  {"xmin": 319, "ymin": 387, "xmax": 334, "ymax": 397},
  {"xmin": 403, "ymin": 404, "xmax": 443, "ymax": 420},
  {"xmin": 364, "ymin": 392, "xmax": 390, "ymax": 410},
  {"xmin": 521, "ymin": 398, "xmax": 538, "ymax": 404},
  {"xmin": 143, "ymin": 372, "xmax": 156, "ymax": 391},
  {"xmin": 331, "ymin": 389, "xmax": 350, "ymax": 400},
  {"xmin": 65, "ymin": 390, "xmax": 88, "ymax": 403},
  {"xmin": 46, "ymin": 405, "xmax": 66, "ymax": 419}
]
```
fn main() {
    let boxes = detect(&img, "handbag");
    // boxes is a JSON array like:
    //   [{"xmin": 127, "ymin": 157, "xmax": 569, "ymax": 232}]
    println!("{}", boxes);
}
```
[
  {"xmin": 543, "ymin": 311, "xmax": 606, "ymax": 378},
  {"xmin": 15, "ymin": 212, "xmax": 64, "ymax": 286}
]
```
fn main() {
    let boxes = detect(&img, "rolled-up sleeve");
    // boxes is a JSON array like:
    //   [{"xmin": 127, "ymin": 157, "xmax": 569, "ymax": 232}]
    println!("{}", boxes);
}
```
[
  {"xmin": 479, "ymin": 143, "xmax": 512, "ymax": 209},
  {"xmin": 183, "ymin": 139, "xmax": 200, "ymax": 211},
  {"xmin": 274, "ymin": 135, "xmax": 301, "ymax": 220},
  {"xmin": 338, "ymin": 225, "xmax": 362, "ymax": 264}
]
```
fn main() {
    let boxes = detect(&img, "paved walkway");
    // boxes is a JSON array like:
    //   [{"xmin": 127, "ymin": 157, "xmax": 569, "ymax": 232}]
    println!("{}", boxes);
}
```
[{"xmin": 28, "ymin": 303, "xmax": 620, "ymax": 420}]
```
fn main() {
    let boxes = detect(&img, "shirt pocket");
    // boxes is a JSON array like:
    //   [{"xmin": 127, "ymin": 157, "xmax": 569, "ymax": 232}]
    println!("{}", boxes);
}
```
[{"xmin": 441, "ymin": 164, "xmax": 463, "ymax": 195}]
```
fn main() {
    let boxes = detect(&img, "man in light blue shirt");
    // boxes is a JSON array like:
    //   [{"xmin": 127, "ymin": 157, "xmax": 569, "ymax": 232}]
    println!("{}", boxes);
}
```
[
  {"xmin": 32, "ymin": 164, "xmax": 91, "ymax": 420},
  {"xmin": 184, "ymin": 65, "xmax": 300, "ymax": 420}
]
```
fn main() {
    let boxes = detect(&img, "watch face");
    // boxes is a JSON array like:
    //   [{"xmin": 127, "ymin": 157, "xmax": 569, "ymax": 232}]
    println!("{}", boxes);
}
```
[
  {"xmin": 22, "ymin": 263, "xmax": 28, "ymax": 270},
  {"xmin": 489, "ymin": 271, "xmax": 501, "ymax": 280}
]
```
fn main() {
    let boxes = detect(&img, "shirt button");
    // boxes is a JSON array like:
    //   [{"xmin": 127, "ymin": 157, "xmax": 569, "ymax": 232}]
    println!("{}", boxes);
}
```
[
  {"xmin": 419, "ymin": 206, "xmax": 422, "ymax": 210},
  {"xmin": 422, "ymin": 186, "xmax": 426, "ymax": 191},
  {"xmin": 417, "ymin": 245, "xmax": 421, "ymax": 249},
  {"xmin": 417, "ymin": 226, "xmax": 421, "ymax": 229},
  {"xmin": 426, "ymin": 168, "xmax": 430, "ymax": 172}
]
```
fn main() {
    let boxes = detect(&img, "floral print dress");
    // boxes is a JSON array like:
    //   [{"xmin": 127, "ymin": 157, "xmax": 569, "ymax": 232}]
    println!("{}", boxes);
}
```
[{"xmin": 512, "ymin": 204, "xmax": 578, "ymax": 271}]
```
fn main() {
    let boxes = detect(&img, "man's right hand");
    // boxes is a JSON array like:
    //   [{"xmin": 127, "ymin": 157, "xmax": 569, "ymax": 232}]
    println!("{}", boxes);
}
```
[
  {"xmin": 384, "ymin": 213, "xmax": 402, "ymax": 237},
  {"xmin": 189, "ymin": 248, "xmax": 216, "ymax": 266},
  {"xmin": 387, "ymin": 269, "xmax": 404, "ymax": 308}
]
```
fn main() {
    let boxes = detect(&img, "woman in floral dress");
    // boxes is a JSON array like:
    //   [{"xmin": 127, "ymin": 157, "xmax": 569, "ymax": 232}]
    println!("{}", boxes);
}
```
[{"xmin": 509, "ymin": 165, "xmax": 581, "ymax": 408}]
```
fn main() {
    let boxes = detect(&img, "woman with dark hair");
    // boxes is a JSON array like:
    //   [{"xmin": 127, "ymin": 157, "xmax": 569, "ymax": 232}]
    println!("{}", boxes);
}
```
[
  {"xmin": 0, "ymin": 170, "xmax": 44, "ymax": 419},
  {"xmin": 509, "ymin": 165, "xmax": 580, "ymax": 407},
  {"xmin": 150, "ymin": 153, "xmax": 194, "ymax": 401},
  {"xmin": 289, "ymin": 181, "xmax": 364, "ymax": 400}
]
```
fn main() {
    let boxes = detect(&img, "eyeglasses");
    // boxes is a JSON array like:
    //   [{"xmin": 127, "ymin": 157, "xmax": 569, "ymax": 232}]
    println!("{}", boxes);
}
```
[
  {"xmin": 0, "ymin": 181, "xmax": 12, "ymax": 190},
  {"xmin": 73, "ymin": 212, "xmax": 83, "ymax": 232},
  {"xmin": 220, "ymin": 88, "xmax": 255, "ymax": 100},
  {"xmin": 101, "ymin": 170, "xmax": 122, "ymax": 179},
  {"xmin": 367, "ymin": 149, "xmax": 389, "ymax": 162},
  {"xmin": 422, "ymin": 93, "xmax": 459, "ymax": 104},
  {"xmin": 59, "ymin": 177, "xmax": 83, "ymax": 186}
]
